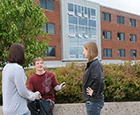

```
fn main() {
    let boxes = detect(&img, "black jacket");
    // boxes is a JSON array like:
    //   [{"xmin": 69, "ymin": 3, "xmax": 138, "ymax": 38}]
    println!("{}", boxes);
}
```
[{"xmin": 82, "ymin": 59, "xmax": 104, "ymax": 102}]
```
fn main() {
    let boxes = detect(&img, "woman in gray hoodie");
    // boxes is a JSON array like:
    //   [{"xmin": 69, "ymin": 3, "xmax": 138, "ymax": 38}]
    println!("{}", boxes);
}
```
[{"xmin": 2, "ymin": 43, "xmax": 40, "ymax": 115}]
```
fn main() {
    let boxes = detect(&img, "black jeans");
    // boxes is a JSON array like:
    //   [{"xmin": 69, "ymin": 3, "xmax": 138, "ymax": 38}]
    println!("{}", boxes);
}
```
[{"xmin": 28, "ymin": 98, "xmax": 54, "ymax": 115}]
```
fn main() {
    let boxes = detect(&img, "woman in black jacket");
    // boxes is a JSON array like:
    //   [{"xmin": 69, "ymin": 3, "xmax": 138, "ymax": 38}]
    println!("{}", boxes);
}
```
[{"xmin": 82, "ymin": 42, "xmax": 104, "ymax": 115}]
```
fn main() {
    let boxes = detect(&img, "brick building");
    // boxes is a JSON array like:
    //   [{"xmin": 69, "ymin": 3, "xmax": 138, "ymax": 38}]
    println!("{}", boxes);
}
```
[
  {"xmin": 101, "ymin": 6, "xmax": 140, "ymax": 62},
  {"xmin": 39, "ymin": 0, "xmax": 140, "ymax": 66}
]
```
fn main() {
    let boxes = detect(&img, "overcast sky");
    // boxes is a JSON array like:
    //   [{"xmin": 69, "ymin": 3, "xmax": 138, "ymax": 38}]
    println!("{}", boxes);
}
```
[{"xmin": 88, "ymin": 0, "xmax": 140, "ymax": 16}]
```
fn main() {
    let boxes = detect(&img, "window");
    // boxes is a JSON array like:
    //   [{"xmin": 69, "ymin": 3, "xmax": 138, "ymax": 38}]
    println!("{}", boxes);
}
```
[
  {"xmin": 79, "ymin": 17, "xmax": 87, "ymax": 26},
  {"xmin": 118, "ymin": 49, "xmax": 125, "ymax": 57},
  {"xmin": 117, "ymin": 16, "xmax": 124, "ymax": 24},
  {"xmin": 84, "ymin": 7, "xmax": 88, "ymax": 18},
  {"xmin": 103, "ymin": 31, "xmax": 111, "ymax": 40},
  {"xmin": 130, "ymin": 19, "xmax": 136, "ymax": 27},
  {"xmin": 46, "ymin": 46, "xmax": 56, "ymax": 57},
  {"xmin": 104, "ymin": 49, "xmax": 112, "ymax": 57},
  {"xmin": 77, "ymin": 5, "xmax": 82, "ymax": 17},
  {"xmin": 130, "ymin": 34, "xmax": 136, "ymax": 42},
  {"xmin": 117, "ymin": 33, "xmax": 125, "ymax": 41},
  {"xmin": 40, "ymin": 0, "xmax": 54, "ymax": 11},
  {"xmin": 69, "ymin": 25, "xmax": 75, "ymax": 37},
  {"xmin": 68, "ymin": 3, "xmax": 74, "ymax": 15},
  {"xmin": 90, "ymin": 9, "xmax": 96, "ymax": 19},
  {"xmin": 102, "ymin": 12, "xmax": 111, "ymax": 22},
  {"xmin": 130, "ymin": 50, "xmax": 137, "ymax": 57},
  {"xmin": 45, "ymin": 23, "xmax": 55, "ymax": 34},
  {"xmin": 84, "ymin": 27, "xmax": 88, "ymax": 38},
  {"xmin": 69, "ymin": 15, "xmax": 77, "ymax": 24},
  {"xmin": 89, "ymin": 20, "xmax": 96, "ymax": 27},
  {"xmin": 68, "ymin": 3, "xmax": 74, "ymax": 12},
  {"xmin": 89, "ymin": 28, "xmax": 96, "ymax": 39}
]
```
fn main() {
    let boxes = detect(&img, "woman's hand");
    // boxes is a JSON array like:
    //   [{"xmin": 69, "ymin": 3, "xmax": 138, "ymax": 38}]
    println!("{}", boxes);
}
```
[
  {"xmin": 86, "ymin": 87, "xmax": 93, "ymax": 96},
  {"xmin": 35, "ymin": 91, "xmax": 42, "ymax": 100}
]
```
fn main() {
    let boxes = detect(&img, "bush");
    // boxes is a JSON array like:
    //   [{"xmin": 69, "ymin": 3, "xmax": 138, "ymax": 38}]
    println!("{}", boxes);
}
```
[
  {"xmin": 53, "ymin": 62, "xmax": 85, "ymax": 103},
  {"xmin": 103, "ymin": 62, "xmax": 140, "ymax": 102},
  {"xmin": 0, "ymin": 61, "xmax": 140, "ymax": 105}
]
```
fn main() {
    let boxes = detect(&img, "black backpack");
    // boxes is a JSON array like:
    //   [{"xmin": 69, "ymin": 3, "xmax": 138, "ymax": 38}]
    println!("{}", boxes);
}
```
[
  {"xmin": 39, "ymin": 98, "xmax": 53, "ymax": 115},
  {"xmin": 28, "ymin": 98, "xmax": 53, "ymax": 115}
]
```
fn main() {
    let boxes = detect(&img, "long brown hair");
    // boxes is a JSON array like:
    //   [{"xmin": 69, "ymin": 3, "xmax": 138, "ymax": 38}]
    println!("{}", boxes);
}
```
[
  {"xmin": 84, "ymin": 42, "xmax": 98, "ymax": 62},
  {"xmin": 8, "ymin": 43, "xmax": 25, "ymax": 65}
]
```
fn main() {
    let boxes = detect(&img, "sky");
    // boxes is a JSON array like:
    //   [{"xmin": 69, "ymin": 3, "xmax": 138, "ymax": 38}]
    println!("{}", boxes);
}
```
[{"xmin": 88, "ymin": 0, "xmax": 140, "ymax": 16}]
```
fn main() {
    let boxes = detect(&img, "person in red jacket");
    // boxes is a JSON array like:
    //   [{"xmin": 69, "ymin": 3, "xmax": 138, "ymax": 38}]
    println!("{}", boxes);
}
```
[{"xmin": 27, "ymin": 57, "xmax": 65, "ymax": 115}]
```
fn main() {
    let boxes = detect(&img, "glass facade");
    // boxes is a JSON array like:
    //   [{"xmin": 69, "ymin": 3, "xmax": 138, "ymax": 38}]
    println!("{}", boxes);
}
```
[{"xmin": 68, "ymin": 3, "xmax": 97, "ymax": 59}]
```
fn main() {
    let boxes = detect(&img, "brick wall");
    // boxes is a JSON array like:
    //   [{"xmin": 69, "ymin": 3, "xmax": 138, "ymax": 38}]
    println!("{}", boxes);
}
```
[
  {"xmin": 101, "ymin": 6, "xmax": 140, "ymax": 60},
  {"xmin": 40, "ymin": 0, "xmax": 62, "ymax": 61}
]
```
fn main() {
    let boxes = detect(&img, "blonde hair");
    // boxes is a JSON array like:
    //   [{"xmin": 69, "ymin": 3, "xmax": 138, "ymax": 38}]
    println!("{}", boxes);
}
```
[
  {"xmin": 84, "ymin": 42, "xmax": 98, "ymax": 62},
  {"xmin": 33, "ymin": 57, "xmax": 43, "ymax": 65}
]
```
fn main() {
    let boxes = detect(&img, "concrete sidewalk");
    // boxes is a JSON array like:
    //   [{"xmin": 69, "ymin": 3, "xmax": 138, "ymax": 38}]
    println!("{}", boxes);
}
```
[{"xmin": 1, "ymin": 102, "xmax": 140, "ymax": 115}]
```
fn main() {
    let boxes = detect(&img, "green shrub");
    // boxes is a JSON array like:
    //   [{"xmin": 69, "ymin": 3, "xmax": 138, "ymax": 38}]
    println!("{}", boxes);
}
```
[
  {"xmin": 53, "ymin": 62, "xmax": 85, "ymax": 103},
  {"xmin": 0, "ymin": 61, "xmax": 140, "ymax": 105},
  {"xmin": 103, "ymin": 62, "xmax": 140, "ymax": 102},
  {"xmin": 54, "ymin": 62, "xmax": 140, "ymax": 103}
]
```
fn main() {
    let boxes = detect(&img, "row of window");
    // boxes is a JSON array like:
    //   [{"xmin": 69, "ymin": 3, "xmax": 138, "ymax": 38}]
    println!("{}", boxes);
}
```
[
  {"xmin": 104, "ymin": 49, "xmax": 137, "ymax": 58},
  {"xmin": 69, "ymin": 24, "xmax": 96, "ymax": 39},
  {"xmin": 102, "ymin": 12, "xmax": 136, "ymax": 27},
  {"xmin": 46, "ymin": 47, "xmax": 137, "ymax": 58},
  {"xmin": 68, "ymin": 3, "xmax": 96, "ymax": 20},
  {"xmin": 40, "ymin": 1, "xmax": 136, "ymax": 27},
  {"xmin": 40, "ymin": 0, "xmax": 55, "ymax": 57},
  {"xmin": 46, "ymin": 48, "xmax": 137, "ymax": 58},
  {"xmin": 44, "ymin": 23, "xmax": 137, "ymax": 42},
  {"xmin": 103, "ymin": 31, "xmax": 136, "ymax": 42}
]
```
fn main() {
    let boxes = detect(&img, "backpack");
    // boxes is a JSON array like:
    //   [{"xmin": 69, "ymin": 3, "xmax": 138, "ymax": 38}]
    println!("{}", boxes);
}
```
[
  {"xmin": 28, "ymin": 98, "xmax": 53, "ymax": 115},
  {"xmin": 39, "ymin": 98, "xmax": 53, "ymax": 115}
]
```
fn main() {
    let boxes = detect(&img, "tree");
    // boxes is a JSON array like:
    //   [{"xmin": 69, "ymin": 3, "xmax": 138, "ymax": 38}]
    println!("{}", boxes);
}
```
[{"xmin": 0, "ymin": 0, "xmax": 48, "ymax": 67}]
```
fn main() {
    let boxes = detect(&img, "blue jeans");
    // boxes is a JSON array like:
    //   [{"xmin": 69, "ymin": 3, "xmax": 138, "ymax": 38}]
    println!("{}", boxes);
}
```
[
  {"xmin": 85, "ymin": 100, "xmax": 104, "ymax": 115},
  {"xmin": 23, "ymin": 111, "xmax": 29, "ymax": 115}
]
